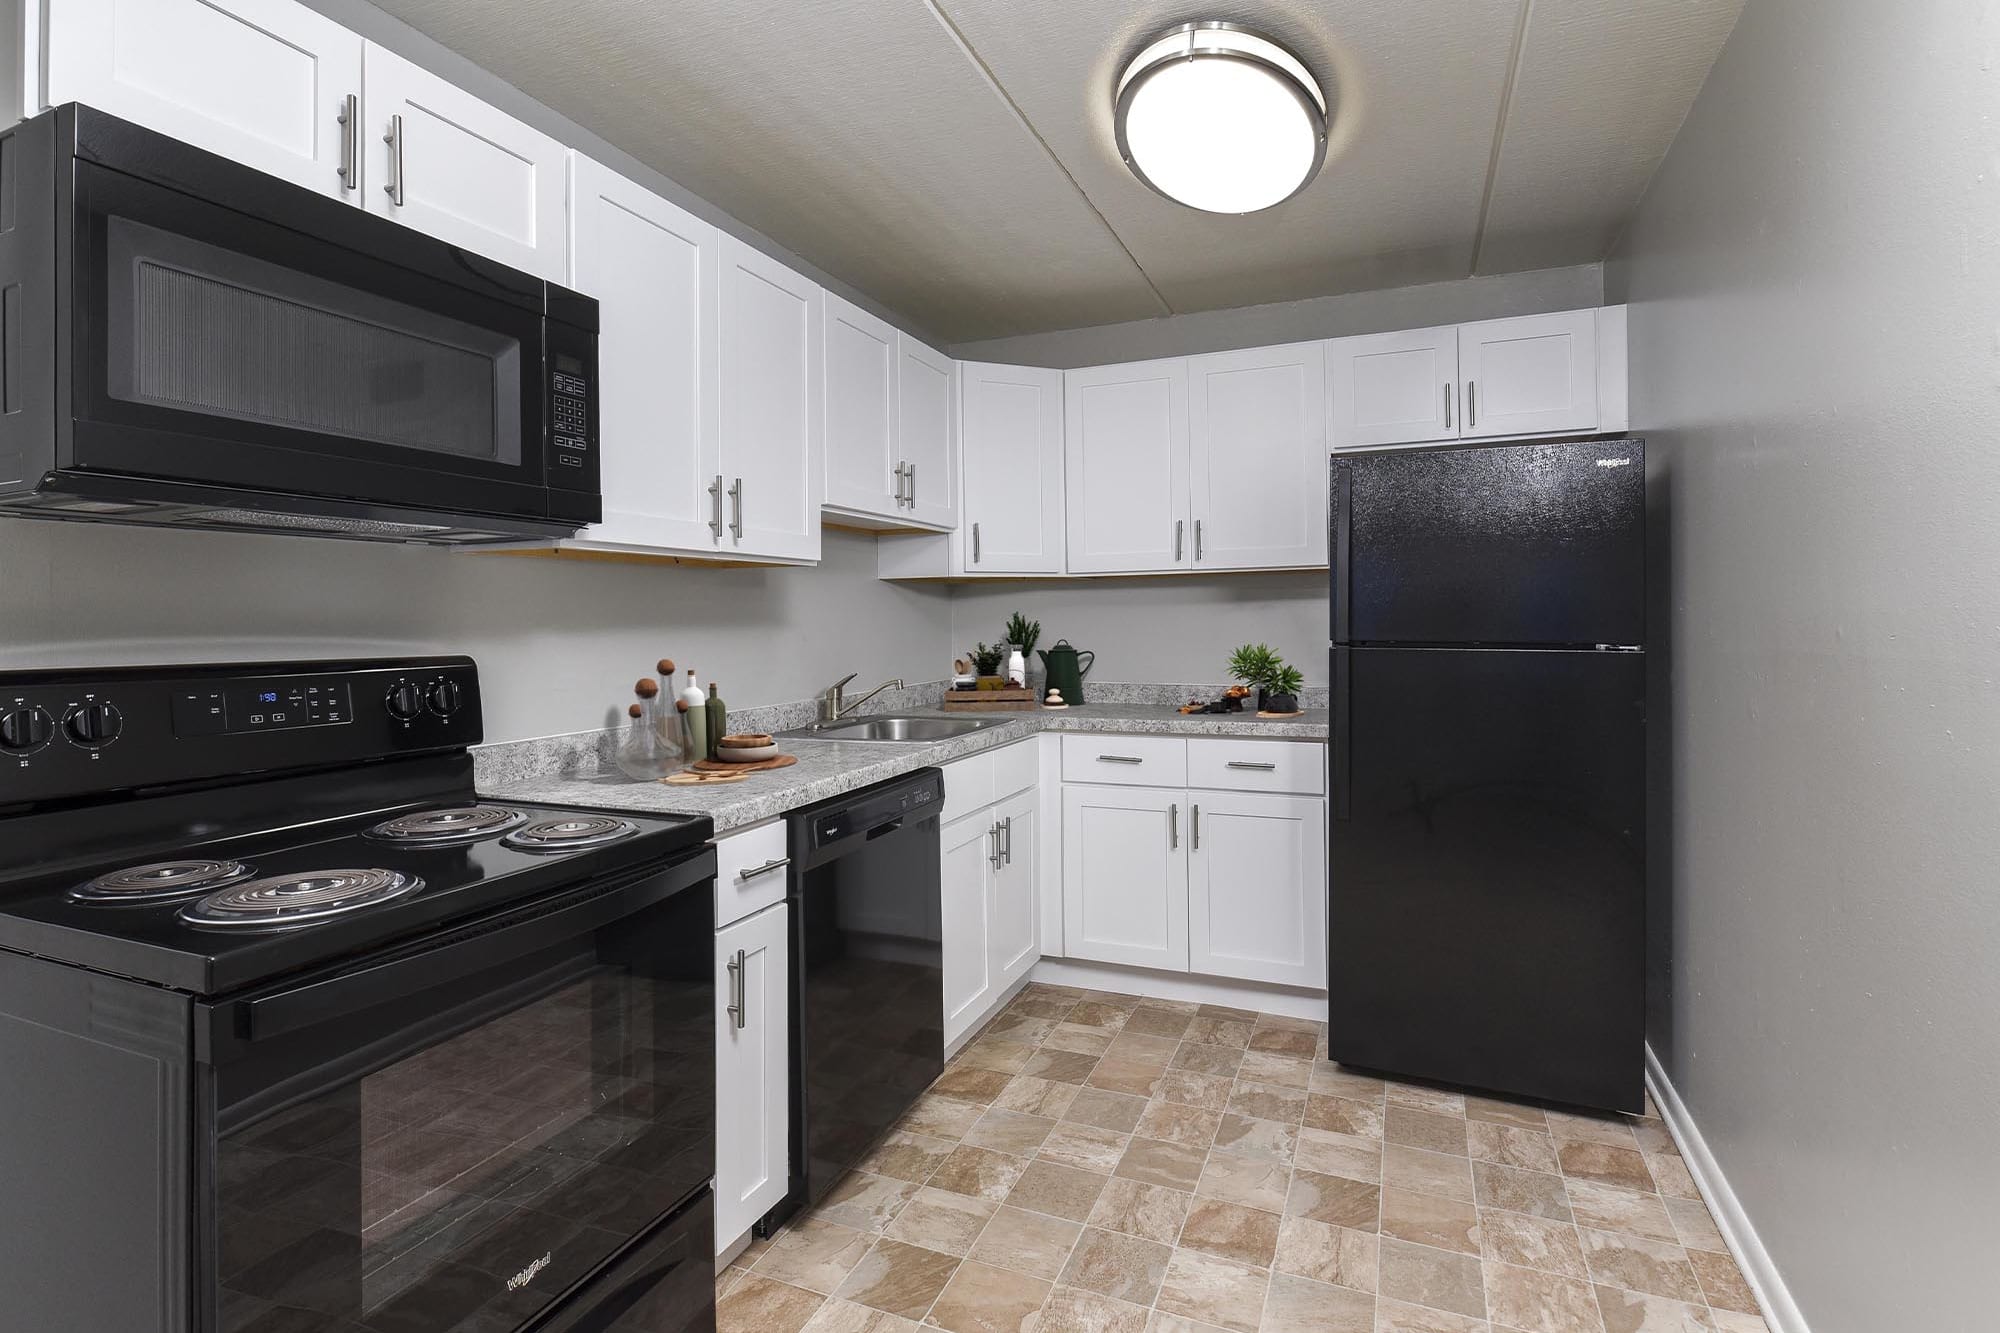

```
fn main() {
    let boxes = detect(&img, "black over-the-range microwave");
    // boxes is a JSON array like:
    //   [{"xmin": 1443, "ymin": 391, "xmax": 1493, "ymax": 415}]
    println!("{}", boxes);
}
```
[{"xmin": 0, "ymin": 103, "xmax": 600, "ymax": 544}]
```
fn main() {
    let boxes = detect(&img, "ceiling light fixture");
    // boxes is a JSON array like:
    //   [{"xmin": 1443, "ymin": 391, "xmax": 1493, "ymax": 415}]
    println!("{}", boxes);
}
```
[{"xmin": 1114, "ymin": 22, "xmax": 1328, "ymax": 215}]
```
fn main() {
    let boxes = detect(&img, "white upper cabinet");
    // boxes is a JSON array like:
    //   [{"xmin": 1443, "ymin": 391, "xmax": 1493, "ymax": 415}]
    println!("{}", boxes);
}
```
[
  {"xmin": 362, "ymin": 44, "xmax": 567, "ymax": 281},
  {"xmin": 1188, "ymin": 342, "xmax": 1328, "ymax": 570},
  {"xmin": 1458, "ymin": 310, "xmax": 1600, "ymax": 439},
  {"xmin": 959, "ymin": 363, "xmax": 1065, "ymax": 574},
  {"xmin": 896, "ymin": 335, "xmax": 958, "ymax": 529},
  {"xmin": 1327, "ymin": 326, "xmax": 1459, "ymax": 449},
  {"xmin": 822, "ymin": 294, "xmax": 900, "ymax": 522},
  {"xmin": 1065, "ymin": 359, "xmax": 1191, "ymax": 574},
  {"xmin": 1186, "ymin": 791, "xmax": 1326, "ymax": 989},
  {"xmin": 567, "ymin": 154, "xmax": 720, "ymax": 553},
  {"xmin": 42, "ymin": 0, "xmax": 363, "ymax": 200},
  {"xmin": 718, "ymin": 234, "xmax": 824, "ymax": 563}
]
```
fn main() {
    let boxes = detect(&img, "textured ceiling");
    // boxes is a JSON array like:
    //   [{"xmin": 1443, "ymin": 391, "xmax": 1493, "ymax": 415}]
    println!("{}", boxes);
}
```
[{"xmin": 368, "ymin": 0, "xmax": 1745, "ymax": 343}]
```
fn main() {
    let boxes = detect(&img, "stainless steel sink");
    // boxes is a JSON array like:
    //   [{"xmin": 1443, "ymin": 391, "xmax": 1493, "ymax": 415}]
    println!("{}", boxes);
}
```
[{"xmin": 780, "ymin": 714, "xmax": 1009, "ymax": 742}]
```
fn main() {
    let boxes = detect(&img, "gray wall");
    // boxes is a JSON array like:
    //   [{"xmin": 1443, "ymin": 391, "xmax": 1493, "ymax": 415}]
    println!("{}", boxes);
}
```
[
  {"xmin": 0, "ymin": 522, "xmax": 950, "ymax": 743},
  {"xmin": 948, "ymin": 265, "xmax": 1604, "ymax": 368},
  {"xmin": 1605, "ymin": 1, "xmax": 2000, "ymax": 1330}
]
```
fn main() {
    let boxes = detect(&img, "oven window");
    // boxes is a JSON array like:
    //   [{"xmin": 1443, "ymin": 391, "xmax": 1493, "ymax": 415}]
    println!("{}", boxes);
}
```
[
  {"xmin": 212, "ymin": 897, "xmax": 711, "ymax": 1332},
  {"xmin": 106, "ymin": 216, "xmax": 522, "ymax": 463}
]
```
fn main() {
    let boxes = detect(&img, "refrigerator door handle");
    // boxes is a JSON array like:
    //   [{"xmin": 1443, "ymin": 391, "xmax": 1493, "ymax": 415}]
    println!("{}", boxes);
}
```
[
  {"xmin": 1331, "ymin": 646, "xmax": 1352, "ymax": 822},
  {"xmin": 1331, "ymin": 461, "xmax": 1353, "ymax": 645}
]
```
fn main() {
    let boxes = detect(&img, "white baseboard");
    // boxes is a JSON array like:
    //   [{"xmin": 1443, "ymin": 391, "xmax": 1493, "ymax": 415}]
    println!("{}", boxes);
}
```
[
  {"xmin": 1645, "ymin": 1044, "xmax": 1809, "ymax": 1333},
  {"xmin": 1029, "ymin": 957, "xmax": 1326, "ymax": 1021}
]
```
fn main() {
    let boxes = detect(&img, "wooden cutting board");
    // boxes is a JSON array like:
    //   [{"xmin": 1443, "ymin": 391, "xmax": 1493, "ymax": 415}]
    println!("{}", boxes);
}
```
[{"xmin": 687, "ymin": 753, "xmax": 799, "ymax": 775}]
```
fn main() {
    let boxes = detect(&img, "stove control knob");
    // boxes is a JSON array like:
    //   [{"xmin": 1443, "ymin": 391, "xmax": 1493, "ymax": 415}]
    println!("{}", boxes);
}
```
[
  {"xmin": 385, "ymin": 682, "xmax": 424, "ymax": 722},
  {"xmin": 0, "ymin": 706, "xmax": 54, "ymax": 753},
  {"xmin": 63, "ymin": 701, "xmax": 122, "ymax": 748},
  {"xmin": 426, "ymin": 680, "xmax": 463, "ymax": 718}
]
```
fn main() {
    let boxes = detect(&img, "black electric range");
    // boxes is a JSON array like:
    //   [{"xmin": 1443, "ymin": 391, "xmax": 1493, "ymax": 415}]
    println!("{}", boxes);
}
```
[{"xmin": 0, "ymin": 657, "xmax": 719, "ymax": 1333}]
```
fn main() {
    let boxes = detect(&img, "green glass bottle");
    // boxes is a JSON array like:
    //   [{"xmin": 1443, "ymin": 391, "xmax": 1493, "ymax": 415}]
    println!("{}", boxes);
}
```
[{"xmin": 705, "ymin": 682, "xmax": 726, "ymax": 761}]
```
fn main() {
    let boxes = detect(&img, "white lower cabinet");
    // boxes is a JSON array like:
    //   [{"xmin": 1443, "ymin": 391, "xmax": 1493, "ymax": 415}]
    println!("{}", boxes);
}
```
[
  {"xmin": 1188, "ymin": 791, "xmax": 1327, "ymax": 988},
  {"xmin": 940, "ymin": 746, "xmax": 1040, "ymax": 1047},
  {"xmin": 941, "ymin": 814, "xmax": 996, "ymax": 1042},
  {"xmin": 1061, "ymin": 785, "xmax": 1189, "ymax": 971},
  {"xmin": 714, "ymin": 900, "xmax": 789, "ymax": 1251}
]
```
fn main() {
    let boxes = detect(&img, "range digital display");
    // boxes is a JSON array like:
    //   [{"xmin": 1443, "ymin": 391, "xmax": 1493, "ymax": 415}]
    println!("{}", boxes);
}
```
[{"xmin": 172, "ymin": 679, "xmax": 352, "ymax": 736}]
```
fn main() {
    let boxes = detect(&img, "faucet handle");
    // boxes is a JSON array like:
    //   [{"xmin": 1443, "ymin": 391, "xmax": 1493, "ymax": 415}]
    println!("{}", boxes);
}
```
[{"xmin": 827, "ymin": 672, "xmax": 858, "ymax": 695}]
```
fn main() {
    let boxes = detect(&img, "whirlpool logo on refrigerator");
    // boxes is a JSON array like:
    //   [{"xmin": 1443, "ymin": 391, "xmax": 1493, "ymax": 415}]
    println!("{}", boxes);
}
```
[
  {"xmin": 508, "ymin": 1252, "xmax": 553, "ymax": 1291},
  {"xmin": 1594, "ymin": 457, "xmax": 1634, "ymax": 468}
]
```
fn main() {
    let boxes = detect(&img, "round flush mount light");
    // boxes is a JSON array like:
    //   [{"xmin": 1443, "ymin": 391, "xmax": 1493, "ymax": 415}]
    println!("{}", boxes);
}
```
[{"xmin": 1114, "ymin": 22, "xmax": 1328, "ymax": 214}]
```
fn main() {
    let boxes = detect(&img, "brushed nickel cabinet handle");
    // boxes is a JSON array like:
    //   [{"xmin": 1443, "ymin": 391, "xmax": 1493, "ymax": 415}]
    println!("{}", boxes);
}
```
[
  {"xmin": 382, "ymin": 113, "xmax": 405, "ymax": 206},
  {"xmin": 1169, "ymin": 803, "xmax": 1179, "ymax": 849},
  {"xmin": 737, "ymin": 856, "xmax": 790, "ymax": 882},
  {"xmin": 1096, "ymin": 754, "xmax": 1143, "ymax": 764},
  {"xmin": 728, "ymin": 477, "xmax": 744, "ymax": 540},
  {"xmin": 989, "ymin": 822, "xmax": 1004, "ymax": 870},
  {"xmin": 905, "ymin": 462, "xmax": 916, "ymax": 508},
  {"xmin": 337, "ymin": 93, "xmax": 358, "ymax": 191},
  {"xmin": 1192, "ymin": 804, "xmax": 1201, "ymax": 851},
  {"xmin": 1001, "ymin": 816, "xmax": 1013, "ymax": 866},
  {"xmin": 971, "ymin": 522, "xmax": 982, "ymax": 563},
  {"xmin": 726, "ymin": 948, "xmax": 746, "ymax": 1030},
  {"xmin": 1467, "ymin": 381, "xmax": 1477, "ymax": 430},
  {"xmin": 1174, "ymin": 518, "xmax": 1184, "ymax": 561},
  {"xmin": 1226, "ymin": 760, "xmax": 1277, "ymax": 771},
  {"xmin": 1194, "ymin": 518, "xmax": 1204, "ymax": 561},
  {"xmin": 1443, "ymin": 382, "xmax": 1452, "ymax": 429},
  {"xmin": 708, "ymin": 475, "xmax": 724, "ymax": 541}
]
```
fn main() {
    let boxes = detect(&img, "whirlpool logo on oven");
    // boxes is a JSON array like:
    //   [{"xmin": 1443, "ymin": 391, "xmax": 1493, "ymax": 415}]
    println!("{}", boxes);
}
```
[{"xmin": 508, "ymin": 1252, "xmax": 553, "ymax": 1291}]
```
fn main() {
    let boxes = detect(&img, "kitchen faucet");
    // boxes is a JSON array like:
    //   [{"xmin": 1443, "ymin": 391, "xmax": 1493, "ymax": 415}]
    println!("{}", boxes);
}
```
[{"xmin": 821, "ymin": 673, "xmax": 905, "ymax": 722}]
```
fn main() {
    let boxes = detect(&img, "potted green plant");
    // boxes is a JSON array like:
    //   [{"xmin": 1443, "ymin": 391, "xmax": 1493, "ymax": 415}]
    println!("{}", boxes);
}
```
[
  {"xmin": 1228, "ymin": 643, "xmax": 1305, "ymax": 715},
  {"xmin": 1004, "ymin": 611, "xmax": 1042, "ymax": 693},
  {"xmin": 970, "ymin": 642, "xmax": 1007, "ymax": 690}
]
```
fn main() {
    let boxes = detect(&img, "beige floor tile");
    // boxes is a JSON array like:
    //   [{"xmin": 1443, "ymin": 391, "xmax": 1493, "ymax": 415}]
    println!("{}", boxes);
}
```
[
  {"xmin": 1547, "ymin": 1110, "xmax": 1639, "ymax": 1150},
  {"xmin": 1480, "ymin": 1261, "xmax": 1601, "ymax": 1333},
  {"xmin": 859, "ymin": 1130, "xmax": 958, "ymax": 1183},
  {"xmin": 1068, "ymin": 1001, "xmax": 1135, "ymax": 1031},
  {"xmin": 985, "ymin": 1014, "xmax": 1060, "ymax": 1048},
  {"xmin": 996, "ymin": 1075, "xmax": 1083, "ymax": 1120},
  {"xmin": 1227, "ymin": 1081, "xmax": 1308, "ymax": 1125},
  {"xmin": 924, "ymin": 1259, "xmax": 1051, "ymax": 1333},
  {"xmin": 1593, "ymin": 1285, "xmax": 1718, "ymax": 1333},
  {"xmin": 1467, "ymin": 1097, "xmax": 1548, "ymax": 1131},
  {"xmin": 1237, "ymin": 1051, "xmax": 1312, "ymax": 1089},
  {"xmin": 1566, "ymin": 1181, "xmax": 1677, "ymax": 1243},
  {"xmin": 754, "ymin": 1217, "xmax": 877, "ymax": 1293},
  {"xmin": 1706, "ymin": 1312, "xmax": 1769, "ymax": 1333},
  {"xmin": 1261, "ymin": 1271, "xmax": 1375, "ymax": 1332},
  {"xmin": 956, "ymin": 1038, "xmax": 1040, "ymax": 1076},
  {"xmin": 1687, "ymin": 1248, "xmax": 1760, "ymax": 1315},
  {"xmin": 800, "ymin": 1295, "xmax": 924, "ymax": 1331},
  {"xmin": 1115, "ymin": 1136, "xmax": 1210, "ymax": 1191},
  {"xmin": 902, "ymin": 1093, "xmax": 989, "ymax": 1140},
  {"xmin": 1272, "ymin": 1215, "xmax": 1378, "ymax": 1292},
  {"xmin": 1155, "ymin": 1069, "xmax": 1238, "ymax": 1111},
  {"xmin": 1046, "ymin": 1024, "xmax": 1119, "ymax": 1057},
  {"xmin": 1472, "ymin": 1161, "xmax": 1571, "ymax": 1221},
  {"xmin": 1579, "ymin": 1228, "xmax": 1702, "ymax": 1304},
  {"xmin": 1137, "ymin": 995, "xmax": 1201, "ymax": 1014},
  {"xmin": 963, "ymin": 1107, "xmax": 1058, "ymax": 1157},
  {"xmin": 1183, "ymin": 1014, "xmax": 1257, "ymax": 1048},
  {"xmin": 1154, "ymin": 1249, "xmax": 1272, "ymax": 1333},
  {"xmin": 1007, "ymin": 1158, "xmax": 1112, "ymax": 1221},
  {"xmin": 1028, "ymin": 1049, "xmax": 1105, "ymax": 1085},
  {"xmin": 1147, "ymin": 1307, "xmax": 1236, "ymax": 1332},
  {"xmin": 881, "ymin": 1187, "xmax": 998, "ymax": 1258},
  {"xmin": 1477, "ymin": 1209, "xmax": 1588, "ymax": 1281},
  {"xmin": 967, "ymin": 1205, "xmax": 1082, "ymax": 1280},
  {"xmin": 1310, "ymin": 1066, "xmax": 1387, "ymax": 1100},
  {"xmin": 1285, "ymin": 1168, "xmax": 1381, "ymax": 1231},
  {"xmin": 1059, "ymin": 1225, "xmax": 1176, "ymax": 1304},
  {"xmin": 1170, "ymin": 1044, "xmax": 1245, "ymax": 1078},
  {"xmin": 1295, "ymin": 1127, "xmax": 1382, "ymax": 1184},
  {"xmin": 1198, "ymin": 1002, "xmax": 1261, "ymax": 1021},
  {"xmin": 1089, "ymin": 1176, "xmax": 1193, "ymax": 1244},
  {"xmin": 1381, "ymin": 1186, "xmax": 1482, "ymax": 1255},
  {"xmin": 1039, "ymin": 1285, "xmax": 1153, "ymax": 1333},
  {"xmin": 1125, "ymin": 1007, "xmax": 1196, "ymax": 1039},
  {"xmin": 1065, "ymin": 1088, "xmax": 1150, "ymax": 1134},
  {"xmin": 1556, "ymin": 1142, "xmax": 1656, "ymax": 1193},
  {"xmin": 1385, "ymin": 1145, "xmax": 1477, "ymax": 1203},
  {"xmin": 1089, "ymin": 1056, "xmax": 1170, "ymax": 1099},
  {"xmin": 1662, "ymin": 1197, "xmax": 1725, "ymax": 1253},
  {"xmin": 930, "ymin": 1146, "xmax": 1031, "ymax": 1203},
  {"xmin": 934, "ymin": 1067, "xmax": 1018, "ymax": 1106},
  {"xmin": 1107, "ymin": 1031, "xmax": 1183, "ymax": 1064},
  {"xmin": 1630, "ymin": 1120, "xmax": 1680, "ymax": 1158},
  {"xmin": 1374, "ymin": 1295, "xmax": 1491, "ymax": 1333},
  {"xmin": 1387, "ymin": 1105, "xmax": 1471, "ymax": 1157},
  {"xmin": 1466, "ymin": 1122, "xmax": 1559, "ymax": 1174},
  {"xmin": 1178, "ymin": 1197, "xmax": 1281, "ymax": 1267},
  {"xmin": 1254, "ymin": 1011, "xmax": 1322, "ymax": 1033},
  {"xmin": 1038, "ymin": 1122, "xmax": 1133, "ymax": 1174},
  {"xmin": 1378, "ymin": 1237, "xmax": 1486, "ymax": 1320},
  {"xmin": 1081, "ymin": 990, "xmax": 1144, "ymax": 1012},
  {"xmin": 718, "ymin": 1264, "xmax": 753, "ymax": 1298},
  {"xmin": 816, "ymin": 1172, "xmax": 925, "ymax": 1233},
  {"xmin": 1211, "ymin": 1112, "xmax": 1298, "ymax": 1166},
  {"xmin": 831, "ymin": 1238, "xmax": 960, "ymax": 1320},
  {"xmin": 1136, "ymin": 1099, "xmax": 1224, "ymax": 1148},
  {"xmin": 1013, "ymin": 994, "xmax": 1081, "ymax": 1020},
  {"xmin": 1304, "ymin": 1094, "xmax": 1385, "ymax": 1139},
  {"xmin": 1386, "ymin": 1084, "xmax": 1469, "ymax": 1116},
  {"xmin": 1647, "ymin": 1154, "xmax": 1701, "ymax": 1201},
  {"xmin": 1246, "ymin": 1027, "xmax": 1319, "ymax": 1059},
  {"xmin": 718, "ymin": 1273, "xmax": 829, "ymax": 1333}
]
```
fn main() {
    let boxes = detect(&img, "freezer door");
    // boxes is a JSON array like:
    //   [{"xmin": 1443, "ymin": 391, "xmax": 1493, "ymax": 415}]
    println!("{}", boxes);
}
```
[
  {"xmin": 1328, "ymin": 646, "xmax": 1645, "ymax": 1112},
  {"xmin": 1333, "ymin": 440, "xmax": 1644, "ymax": 646}
]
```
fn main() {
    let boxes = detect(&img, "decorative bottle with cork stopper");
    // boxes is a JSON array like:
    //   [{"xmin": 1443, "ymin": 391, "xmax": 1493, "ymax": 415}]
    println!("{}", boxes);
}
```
[
  {"xmin": 680, "ymin": 669, "xmax": 708, "ymax": 760},
  {"xmin": 705, "ymin": 682, "xmax": 727, "ymax": 761}
]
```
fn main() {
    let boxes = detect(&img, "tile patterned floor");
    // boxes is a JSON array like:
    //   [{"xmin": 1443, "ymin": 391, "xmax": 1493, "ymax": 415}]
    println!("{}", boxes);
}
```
[{"xmin": 717, "ymin": 983, "xmax": 1771, "ymax": 1333}]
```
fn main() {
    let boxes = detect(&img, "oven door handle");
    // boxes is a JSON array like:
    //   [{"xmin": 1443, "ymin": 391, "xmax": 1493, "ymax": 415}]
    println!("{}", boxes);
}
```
[{"xmin": 201, "ymin": 851, "xmax": 714, "ymax": 1056}]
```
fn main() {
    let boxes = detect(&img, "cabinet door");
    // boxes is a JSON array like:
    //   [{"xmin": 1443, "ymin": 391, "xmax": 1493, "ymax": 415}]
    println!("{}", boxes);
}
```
[
  {"xmin": 1326, "ymin": 327, "xmax": 1458, "ymax": 449},
  {"xmin": 569, "ymin": 155, "xmax": 720, "ymax": 552},
  {"xmin": 362, "ymin": 43, "xmax": 566, "ymax": 281},
  {"xmin": 44, "ymin": 0, "xmax": 363, "ymax": 201},
  {"xmin": 715, "ymin": 903, "xmax": 790, "ymax": 1250},
  {"xmin": 897, "ymin": 335, "xmax": 958, "ymax": 530},
  {"xmin": 719, "ymin": 235, "xmax": 824, "ymax": 562},
  {"xmin": 1188, "ymin": 791, "xmax": 1326, "ymax": 988},
  {"xmin": 821, "ymin": 294, "xmax": 899, "ymax": 521},
  {"xmin": 1061, "ymin": 785, "xmax": 1188, "ymax": 971},
  {"xmin": 1064, "ymin": 359, "xmax": 1190, "ymax": 573},
  {"xmin": 942, "ymin": 814, "xmax": 997, "ymax": 1046},
  {"xmin": 959, "ymin": 362, "xmax": 1065, "ymax": 573},
  {"xmin": 989, "ymin": 789, "xmax": 1040, "ymax": 993},
  {"xmin": 1189, "ymin": 342, "xmax": 1327, "ymax": 569},
  {"xmin": 1458, "ymin": 310, "xmax": 1599, "ymax": 439}
]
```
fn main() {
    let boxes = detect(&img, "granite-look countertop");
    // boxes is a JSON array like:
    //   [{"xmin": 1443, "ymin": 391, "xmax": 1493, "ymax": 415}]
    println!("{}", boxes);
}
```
[{"xmin": 479, "ymin": 705, "xmax": 1327, "ymax": 834}]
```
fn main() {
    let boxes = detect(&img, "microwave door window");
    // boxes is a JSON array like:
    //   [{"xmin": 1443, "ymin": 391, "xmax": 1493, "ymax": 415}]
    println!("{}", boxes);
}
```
[{"xmin": 104, "ymin": 216, "xmax": 521, "ymax": 465}]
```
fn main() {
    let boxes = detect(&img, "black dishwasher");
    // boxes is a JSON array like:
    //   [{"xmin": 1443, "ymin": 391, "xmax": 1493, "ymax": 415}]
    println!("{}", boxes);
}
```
[{"xmin": 779, "ymin": 769, "xmax": 945, "ymax": 1219}]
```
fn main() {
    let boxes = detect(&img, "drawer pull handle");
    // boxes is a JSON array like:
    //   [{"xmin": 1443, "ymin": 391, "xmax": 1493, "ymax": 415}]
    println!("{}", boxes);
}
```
[
  {"xmin": 1097, "ymin": 754, "xmax": 1144, "ymax": 765},
  {"xmin": 726, "ymin": 948, "xmax": 747, "ymax": 1030},
  {"xmin": 1226, "ymin": 760, "xmax": 1278, "ymax": 771},
  {"xmin": 737, "ymin": 856, "xmax": 791, "ymax": 882}
]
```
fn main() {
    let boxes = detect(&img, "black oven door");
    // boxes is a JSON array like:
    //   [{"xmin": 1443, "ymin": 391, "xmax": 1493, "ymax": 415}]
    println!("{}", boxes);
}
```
[
  {"xmin": 196, "ymin": 856, "xmax": 714, "ymax": 1333},
  {"xmin": 63, "ymin": 145, "xmax": 589, "ymax": 530}
]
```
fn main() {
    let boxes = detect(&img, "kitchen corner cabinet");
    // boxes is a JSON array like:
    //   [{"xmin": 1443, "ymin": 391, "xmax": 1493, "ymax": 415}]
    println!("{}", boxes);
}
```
[
  {"xmin": 1061, "ymin": 785, "xmax": 1190, "ymax": 971},
  {"xmin": 1065, "ymin": 359, "xmax": 1191, "ymax": 573},
  {"xmin": 714, "ymin": 900, "xmax": 789, "ymax": 1251},
  {"xmin": 960, "ymin": 362, "xmax": 1065, "ymax": 573},
  {"xmin": 1187, "ymin": 791, "xmax": 1327, "ymax": 988},
  {"xmin": 1187, "ymin": 342, "xmax": 1328, "ymax": 569},
  {"xmin": 719, "ymin": 235, "xmax": 825, "ymax": 562},
  {"xmin": 822, "ymin": 298, "xmax": 957, "ymax": 531}
]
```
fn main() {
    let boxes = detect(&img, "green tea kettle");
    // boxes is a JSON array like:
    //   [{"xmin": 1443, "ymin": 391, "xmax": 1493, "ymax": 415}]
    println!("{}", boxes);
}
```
[{"xmin": 1038, "ymin": 640, "xmax": 1095, "ymax": 705}]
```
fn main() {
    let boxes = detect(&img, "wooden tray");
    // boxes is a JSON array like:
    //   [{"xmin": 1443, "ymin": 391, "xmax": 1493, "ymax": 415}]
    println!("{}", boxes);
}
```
[
  {"xmin": 942, "ymin": 688, "xmax": 1038, "ymax": 712},
  {"xmin": 686, "ymin": 753, "xmax": 799, "ymax": 774}
]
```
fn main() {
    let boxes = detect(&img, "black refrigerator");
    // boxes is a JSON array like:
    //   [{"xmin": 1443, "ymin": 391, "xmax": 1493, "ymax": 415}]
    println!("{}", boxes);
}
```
[{"xmin": 1328, "ymin": 438, "xmax": 1647, "ymax": 1113}]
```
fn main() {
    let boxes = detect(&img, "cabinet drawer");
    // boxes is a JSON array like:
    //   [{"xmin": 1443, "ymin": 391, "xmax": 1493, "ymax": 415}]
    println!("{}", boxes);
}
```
[
  {"xmin": 990, "ymin": 739, "xmax": 1038, "ymax": 802},
  {"xmin": 941, "ymin": 750, "xmax": 994, "ymax": 826},
  {"xmin": 1061, "ymin": 735, "xmax": 1188, "ymax": 787},
  {"xmin": 714, "ymin": 819, "xmax": 791, "ymax": 928},
  {"xmin": 1188, "ymin": 739, "xmax": 1325, "ymax": 796}
]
